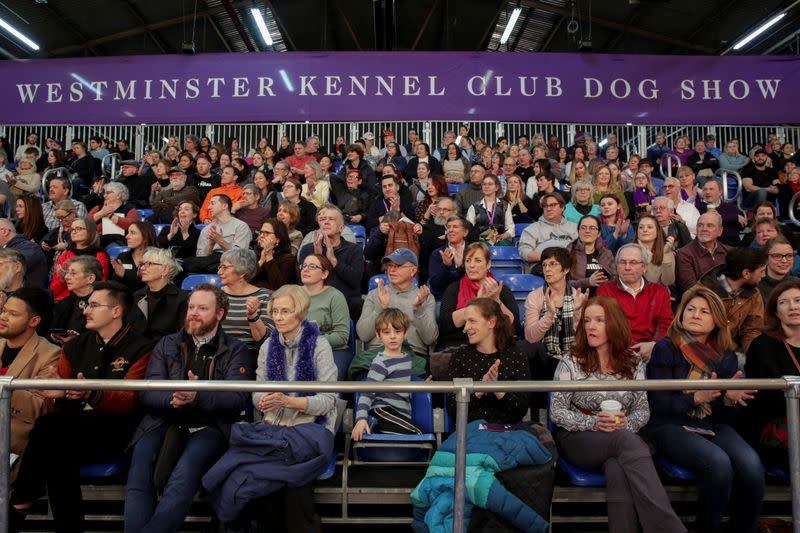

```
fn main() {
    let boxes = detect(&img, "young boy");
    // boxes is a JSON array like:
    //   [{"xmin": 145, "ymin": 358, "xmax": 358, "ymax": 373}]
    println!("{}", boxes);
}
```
[{"xmin": 352, "ymin": 308, "xmax": 421, "ymax": 441}]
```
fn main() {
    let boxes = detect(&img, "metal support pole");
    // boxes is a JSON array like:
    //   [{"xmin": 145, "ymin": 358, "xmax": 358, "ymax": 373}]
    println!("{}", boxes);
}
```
[
  {"xmin": 452, "ymin": 378, "xmax": 472, "ymax": 533},
  {"xmin": 784, "ymin": 376, "xmax": 800, "ymax": 533},
  {"xmin": 637, "ymin": 125, "xmax": 647, "ymax": 158},
  {"xmin": 0, "ymin": 376, "xmax": 14, "ymax": 533},
  {"xmin": 423, "ymin": 122, "xmax": 433, "ymax": 149}
]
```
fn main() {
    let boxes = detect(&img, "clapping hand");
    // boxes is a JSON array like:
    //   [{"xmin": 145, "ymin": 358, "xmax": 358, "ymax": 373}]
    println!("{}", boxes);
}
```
[
  {"xmin": 412, "ymin": 285, "xmax": 430, "ymax": 310},
  {"xmin": 477, "ymin": 277, "xmax": 502, "ymax": 301},
  {"xmin": 481, "ymin": 359, "xmax": 506, "ymax": 399},
  {"xmin": 65, "ymin": 372, "xmax": 90, "ymax": 401},
  {"xmin": 693, "ymin": 372, "xmax": 721, "ymax": 405},
  {"xmin": 573, "ymin": 287, "xmax": 590, "ymax": 310},
  {"xmin": 171, "ymin": 371, "xmax": 199, "ymax": 408},
  {"xmin": 724, "ymin": 370, "xmax": 757, "ymax": 406},
  {"xmin": 111, "ymin": 258, "xmax": 126, "ymax": 278},
  {"xmin": 33, "ymin": 366, "xmax": 66, "ymax": 399},
  {"xmin": 376, "ymin": 278, "xmax": 390, "ymax": 308},
  {"xmin": 440, "ymin": 247, "xmax": 454, "ymax": 267}
]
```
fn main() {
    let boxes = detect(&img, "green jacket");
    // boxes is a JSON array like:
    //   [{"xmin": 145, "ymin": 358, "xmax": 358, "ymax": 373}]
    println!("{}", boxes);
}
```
[{"xmin": 348, "ymin": 341, "xmax": 427, "ymax": 380}]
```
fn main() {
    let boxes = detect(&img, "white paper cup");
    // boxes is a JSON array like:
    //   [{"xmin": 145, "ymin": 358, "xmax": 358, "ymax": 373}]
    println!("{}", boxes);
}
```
[{"xmin": 600, "ymin": 399, "xmax": 622, "ymax": 414}]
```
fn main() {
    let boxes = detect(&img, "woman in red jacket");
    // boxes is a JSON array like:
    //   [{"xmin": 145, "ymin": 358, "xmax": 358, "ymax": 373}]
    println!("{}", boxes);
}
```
[{"xmin": 50, "ymin": 218, "xmax": 109, "ymax": 301}]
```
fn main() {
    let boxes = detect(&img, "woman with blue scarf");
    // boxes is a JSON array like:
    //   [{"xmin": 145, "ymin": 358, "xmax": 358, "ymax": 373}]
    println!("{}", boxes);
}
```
[{"xmin": 204, "ymin": 285, "xmax": 337, "ymax": 533}]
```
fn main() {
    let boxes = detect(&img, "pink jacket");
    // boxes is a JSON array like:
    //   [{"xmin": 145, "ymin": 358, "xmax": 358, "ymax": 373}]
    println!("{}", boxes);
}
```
[{"xmin": 524, "ymin": 286, "xmax": 585, "ymax": 343}]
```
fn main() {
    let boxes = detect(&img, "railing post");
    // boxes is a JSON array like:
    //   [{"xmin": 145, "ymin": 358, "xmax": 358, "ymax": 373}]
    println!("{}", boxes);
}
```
[
  {"xmin": 452, "ymin": 377, "xmax": 472, "ymax": 533},
  {"xmin": 784, "ymin": 376, "xmax": 800, "ymax": 533},
  {"xmin": 0, "ymin": 376, "xmax": 14, "ymax": 533}
]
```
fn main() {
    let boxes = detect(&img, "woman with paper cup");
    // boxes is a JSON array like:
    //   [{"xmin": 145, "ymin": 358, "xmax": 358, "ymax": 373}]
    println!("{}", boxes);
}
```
[{"xmin": 551, "ymin": 296, "xmax": 685, "ymax": 533}]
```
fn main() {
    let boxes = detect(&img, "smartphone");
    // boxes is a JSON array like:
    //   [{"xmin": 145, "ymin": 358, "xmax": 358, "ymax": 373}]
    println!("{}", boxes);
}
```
[{"xmin": 682, "ymin": 425, "xmax": 716, "ymax": 437}]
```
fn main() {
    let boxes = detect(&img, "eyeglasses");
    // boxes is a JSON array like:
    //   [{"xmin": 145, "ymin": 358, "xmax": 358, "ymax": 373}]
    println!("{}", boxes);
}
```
[
  {"xmin": 618, "ymin": 260, "xmax": 644, "ymax": 267},
  {"xmin": 271, "ymin": 307, "xmax": 296, "ymax": 317},
  {"xmin": 769, "ymin": 253, "xmax": 794, "ymax": 262},
  {"xmin": 259, "ymin": 230, "xmax": 275, "ymax": 236},
  {"xmin": 70, "ymin": 227, "xmax": 87, "ymax": 233},
  {"xmin": 138, "ymin": 261, "xmax": 164, "ymax": 269},
  {"xmin": 56, "ymin": 213, "xmax": 75, "ymax": 221},
  {"xmin": 301, "ymin": 263, "xmax": 323, "ymax": 271},
  {"xmin": 86, "ymin": 302, "xmax": 116, "ymax": 310},
  {"xmin": 542, "ymin": 203, "xmax": 561, "ymax": 209},
  {"xmin": 218, "ymin": 264, "xmax": 235, "ymax": 271},
  {"xmin": 579, "ymin": 225, "xmax": 599, "ymax": 232}
]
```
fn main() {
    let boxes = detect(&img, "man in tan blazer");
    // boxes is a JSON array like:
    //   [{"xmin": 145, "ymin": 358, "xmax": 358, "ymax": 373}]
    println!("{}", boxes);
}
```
[{"xmin": 0, "ymin": 287, "xmax": 60, "ymax": 474}]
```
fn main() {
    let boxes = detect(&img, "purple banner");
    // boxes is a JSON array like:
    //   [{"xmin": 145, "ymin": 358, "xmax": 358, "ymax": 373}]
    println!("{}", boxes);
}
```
[{"xmin": 0, "ymin": 52, "xmax": 798, "ymax": 125}]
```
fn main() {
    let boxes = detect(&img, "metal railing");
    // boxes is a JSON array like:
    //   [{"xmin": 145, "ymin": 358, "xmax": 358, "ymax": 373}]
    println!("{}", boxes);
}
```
[
  {"xmin": 0, "ymin": 376, "xmax": 797, "ymax": 533},
  {"xmin": 1, "ymin": 122, "xmax": 798, "ymax": 163}
]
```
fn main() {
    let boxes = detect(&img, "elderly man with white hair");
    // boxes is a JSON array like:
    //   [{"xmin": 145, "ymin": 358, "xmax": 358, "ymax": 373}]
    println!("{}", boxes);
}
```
[
  {"xmin": 597, "ymin": 242, "xmax": 673, "ymax": 361},
  {"xmin": 662, "ymin": 177, "xmax": 700, "ymax": 238},
  {"xmin": 651, "ymin": 196, "xmax": 692, "ymax": 250}
]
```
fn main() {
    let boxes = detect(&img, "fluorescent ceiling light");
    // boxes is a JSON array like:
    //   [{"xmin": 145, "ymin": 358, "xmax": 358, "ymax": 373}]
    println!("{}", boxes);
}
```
[
  {"xmin": 732, "ymin": 13, "xmax": 785, "ymax": 50},
  {"xmin": 0, "ymin": 16, "xmax": 39, "ymax": 51},
  {"xmin": 500, "ymin": 8, "xmax": 522, "ymax": 45},
  {"xmin": 251, "ymin": 8, "xmax": 274, "ymax": 47}
]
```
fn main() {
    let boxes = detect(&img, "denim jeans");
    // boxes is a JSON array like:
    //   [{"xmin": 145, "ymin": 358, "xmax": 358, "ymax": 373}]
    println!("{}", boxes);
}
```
[
  {"xmin": 125, "ymin": 425, "xmax": 228, "ymax": 533},
  {"xmin": 743, "ymin": 188, "xmax": 769, "ymax": 210},
  {"xmin": 647, "ymin": 423, "xmax": 764, "ymax": 533}
]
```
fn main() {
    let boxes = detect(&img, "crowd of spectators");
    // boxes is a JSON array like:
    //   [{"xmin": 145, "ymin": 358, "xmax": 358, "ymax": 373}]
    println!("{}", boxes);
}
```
[{"xmin": 0, "ymin": 125, "xmax": 797, "ymax": 532}]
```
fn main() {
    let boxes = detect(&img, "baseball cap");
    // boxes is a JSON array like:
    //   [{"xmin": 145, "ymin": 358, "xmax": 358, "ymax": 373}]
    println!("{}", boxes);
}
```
[
  {"xmin": 168, "ymin": 166, "xmax": 187, "ymax": 175},
  {"xmin": 705, "ymin": 134, "xmax": 716, "ymax": 142},
  {"xmin": 120, "ymin": 159, "xmax": 140, "ymax": 167},
  {"xmin": 754, "ymin": 148, "xmax": 768, "ymax": 157},
  {"xmin": 382, "ymin": 248, "xmax": 419, "ymax": 267},
  {"xmin": 363, "ymin": 132, "xmax": 375, "ymax": 141}
]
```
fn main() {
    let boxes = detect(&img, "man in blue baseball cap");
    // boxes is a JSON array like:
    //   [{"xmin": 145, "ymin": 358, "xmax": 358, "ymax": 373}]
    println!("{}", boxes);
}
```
[{"xmin": 356, "ymin": 248, "xmax": 438, "ymax": 359}]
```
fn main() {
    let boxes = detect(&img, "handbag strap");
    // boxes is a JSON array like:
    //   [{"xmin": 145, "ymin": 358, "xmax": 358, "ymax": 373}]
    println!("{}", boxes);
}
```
[{"xmin": 782, "ymin": 340, "xmax": 800, "ymax": 374}]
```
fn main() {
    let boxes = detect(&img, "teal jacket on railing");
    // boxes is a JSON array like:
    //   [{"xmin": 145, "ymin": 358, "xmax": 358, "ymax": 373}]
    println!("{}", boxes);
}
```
[{"xmin": 411, "ymin": 420, "xmax": 552, "ymax": 533}]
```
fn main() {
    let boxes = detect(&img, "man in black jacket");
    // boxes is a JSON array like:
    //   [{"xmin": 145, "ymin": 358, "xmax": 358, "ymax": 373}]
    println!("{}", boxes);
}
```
[{"xmin": 124, "ymin": 284, "xmax": 252, "ymax": 533}]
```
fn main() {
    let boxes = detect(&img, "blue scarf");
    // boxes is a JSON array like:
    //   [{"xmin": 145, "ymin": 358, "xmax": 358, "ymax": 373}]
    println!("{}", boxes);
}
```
[{"xmin": 266, "ymin": 320, "xmax": 321, "ymax": 399}]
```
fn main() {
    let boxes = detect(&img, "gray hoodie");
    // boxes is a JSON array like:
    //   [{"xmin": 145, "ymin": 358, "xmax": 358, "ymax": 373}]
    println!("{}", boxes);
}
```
[{"xmin": 517, "ymin": 216, "xmax": 578, "ymax": 269}]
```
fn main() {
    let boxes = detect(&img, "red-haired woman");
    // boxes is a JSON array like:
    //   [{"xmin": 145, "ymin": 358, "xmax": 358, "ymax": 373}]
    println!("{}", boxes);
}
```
[
  {"xmin": 415, "ymin": 173, "xmax": 447, "ymax": 224},
  {"xmin": 551, "ymin": 296, "xmax": 685, "ymax": 533}
]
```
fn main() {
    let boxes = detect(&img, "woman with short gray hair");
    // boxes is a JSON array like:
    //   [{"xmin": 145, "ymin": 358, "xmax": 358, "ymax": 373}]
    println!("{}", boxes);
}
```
[
  {"xmin": 88, "ymin": 181, "xmax": 139, "ymax": 247},
  {"xmin": 218, "ymin": 248, "xmax": 273, "ymax": 358},
  {"xmin": 132, "ymin": 247, "xmax": 188, "ymax": 339}
]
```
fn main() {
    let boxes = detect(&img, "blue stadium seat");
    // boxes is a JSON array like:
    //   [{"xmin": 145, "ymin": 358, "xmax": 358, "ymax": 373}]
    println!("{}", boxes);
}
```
[
  {"xmin": 153, "ymin": 224, "xmax": 170, "ymax": 236},
  {"xmin": 517, "ymin": 301, "xmax": 526, "ymax": 338},
  {"xmin": 654, "ymin": 456, "xmax": 696, "ymax": 481},
  {"xmin": 136, "ymin": 209, "xmax": 154, "ymax": 220},
  {"xmin": 195, "ymin": 224, "xmax": 207, "ymax": 231},
  {"xmin": 547, "ymin": 394, "xmax": 607, "ymax": 487},
  {"xmin": 106, "ymin": 245, "xmax": 129, "ymax": 260},
  {"xmin": 514, "ymin": 223, "xmax": 529, "ymax": 246},
  {"xmin": 368, "ymin": 274, "xmax": 419, "ymax": 292},
  {"xmin": 181, "ymin": 274, "xmax": 222, "ymax": 291},
  {"xmin": 80, "ymin": 457, "xmax": 130, "ymax": 478},
  {"xmin": 494, "ymin": 273, "xmax": 544, "ymax": 300},
  {"xmin": 448, "ymin": 183, "xmax": 467, "ymax": 196},
  {"xmin": 763, "ymin": 461, "xmax": 789, "ymax": 481},
  {"xmin": 352, "ymin": 376, "xmax": 436, "ymax": 462},
  {"xmin": 332, "ymin": 321, "xmax": 357, "ymax": 381},
  {"xmin": 489, "ymin": 246, "xmax": 523, "ymax": 276},
  {"xmin": 347, "ymin": 224, "xmax": 367, "ymax": 249},
  {"xmin": 348, "ymin": 319, "xmax": 357, "ymax": 356}
]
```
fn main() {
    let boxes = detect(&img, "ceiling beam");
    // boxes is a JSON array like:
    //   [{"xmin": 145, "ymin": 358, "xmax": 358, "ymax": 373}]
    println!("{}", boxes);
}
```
[
  {"xmin": 119, "ymin": 0, "xmax": 171, "ymax": 53},
  {"xmin": 476, "ymin": 0, "xmax": 505, "ymax": 51},
  {"xmin": 221, "ymin": 0, "xmax": 255, "ymax": 52},
  {"xmin": 602, "ymin": 7, "xmax": 640, "ymax": 52},
  {"xmin": 674, "ymin": 0, "xmax": 740, "ymax": 54},
  {"xmin": 334, "ymin": 0, "xmax": 362, "ymax": 51},
  {"xmin": 518, "ymin": 0, "xmax": 717, "ymax": 53},
  {"xmin": 205, "ymin": 13, "xmax": 234, "ymax": 52},
  {"xmin": 48, "ymin": 2, "xmax": 235, "ymax": 55},
  {"xmin": 509, "ymin": 9, "xmax": 532, "ymax": 51},
  {"xmin": 264, "ymin": 0, "xmax": 296, "ymax": 51},
  {"xmin": 412, "ymin": 0, "xmax": 441, "ymax": 50},
  {"xmin": 540, "ymin": 15, "xmax": 564, "ymax": 51},
  {"xmin": 41, "ymin": 3, "xmax": 101, "ymax": 56}
]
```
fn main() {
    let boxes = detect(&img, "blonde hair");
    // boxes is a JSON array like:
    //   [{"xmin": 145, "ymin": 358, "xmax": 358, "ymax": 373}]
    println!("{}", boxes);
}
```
[{"xmin": 269, "ymin": 285, "xmax": 310, "ymax": 321}]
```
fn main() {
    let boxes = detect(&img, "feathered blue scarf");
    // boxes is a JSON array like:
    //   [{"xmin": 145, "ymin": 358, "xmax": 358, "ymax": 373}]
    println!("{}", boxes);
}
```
[{"xmin": 266, "ymin": 320, "xmax": 321, "ymax": 398}]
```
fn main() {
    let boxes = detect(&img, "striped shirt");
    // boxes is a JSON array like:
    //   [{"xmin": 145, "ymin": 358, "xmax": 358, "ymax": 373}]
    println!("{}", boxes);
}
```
[
  {"xmin": 221, "ymin": 288, "xmax": 274, "ymax": 354},
  {"xmin": 356, "ymin": 353, "xmax": 414, "ymax": 422}
]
